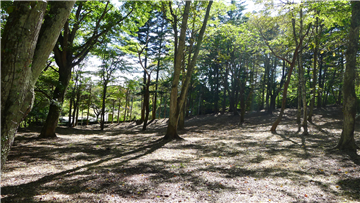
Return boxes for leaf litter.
[1,107,360,202]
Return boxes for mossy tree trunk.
[1,1,74,169]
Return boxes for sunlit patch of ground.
[1,107,360,202]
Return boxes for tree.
[39,1,141,138]
[337,1,359,153]
[1,1,74,170]
[252,3,312,133]
[163,1,213,140]
[97,48,126,130]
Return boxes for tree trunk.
[265,56,270,112]
[297,82,302,129]
[214,64,219,114]
[41,19,81,138]
[74,85,81,126]
[69,96,73,127]
[308,15,320,122]
[100,82,107,130]
[164,94,167,118]
[143,76,150,131]
[130,95,134,120]
[317,53,323,108]
[187,79,192,117]
[222,63,229,114]
[270,20,311,133]
[111,100,115,124]
[299,51,308,134]
[117,99,121,124]
[164,1,191,140]
[87,84,91,125]
[178,99,186,130]
[337,1,359,152]
[1,1,74,169]
[124,88,129,122]
[152,29,163,120]
[40,61,72,137]
[159,94,163,119]
[165,1,212,140]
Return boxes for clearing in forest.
[1,107,360,203]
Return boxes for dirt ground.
[1,107,360,203]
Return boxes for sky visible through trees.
[1,1,359,201]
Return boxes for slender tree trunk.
[87,84,91,125]
[152,29,163,120]
[265,56,270,112]
[100,83,108,131]
[299,51,308,134]
[164,94,167,118]
[308,15,320,122]
[240,81,245,124]
[269,20,311,133]
[317,53,323,108]
[75,98,80,126]
[297,81,302,129]
[159,93,163,119]
[130,94,134,120]
[69,97,73,127]
[74,85,81,126]
[337,1,359,152]
[187,79,192,117]
[165,1,212,139]
[198,90,202,116]
[214,64,219,114]
[143,76,150,131]
[222,63,229,114]
[124,88,129,122]
[117,99,121,124]
[112,100,115,124]
[152,65,160,120]
[297,9,308,135]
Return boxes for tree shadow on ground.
[2,107,360,202]
[1,137,171,202]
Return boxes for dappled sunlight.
[2,108,360,202]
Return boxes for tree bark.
[337,1,359,152]
[40,60,73,137]
[1,1,74,169]
[100,82,108,131]
[40,1,127,137]
[143,76,151,131]
[164,1,191,140]
[69,95,73,127]
[165,1,213,140]
[222,63,229,114]
[317,53,323,108]
[117,98,121,123]
[269,21,311,133]
[87,84,92,125]
[124,88,129,122]
[308,14,320,122]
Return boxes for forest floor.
[1,106,360,203]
